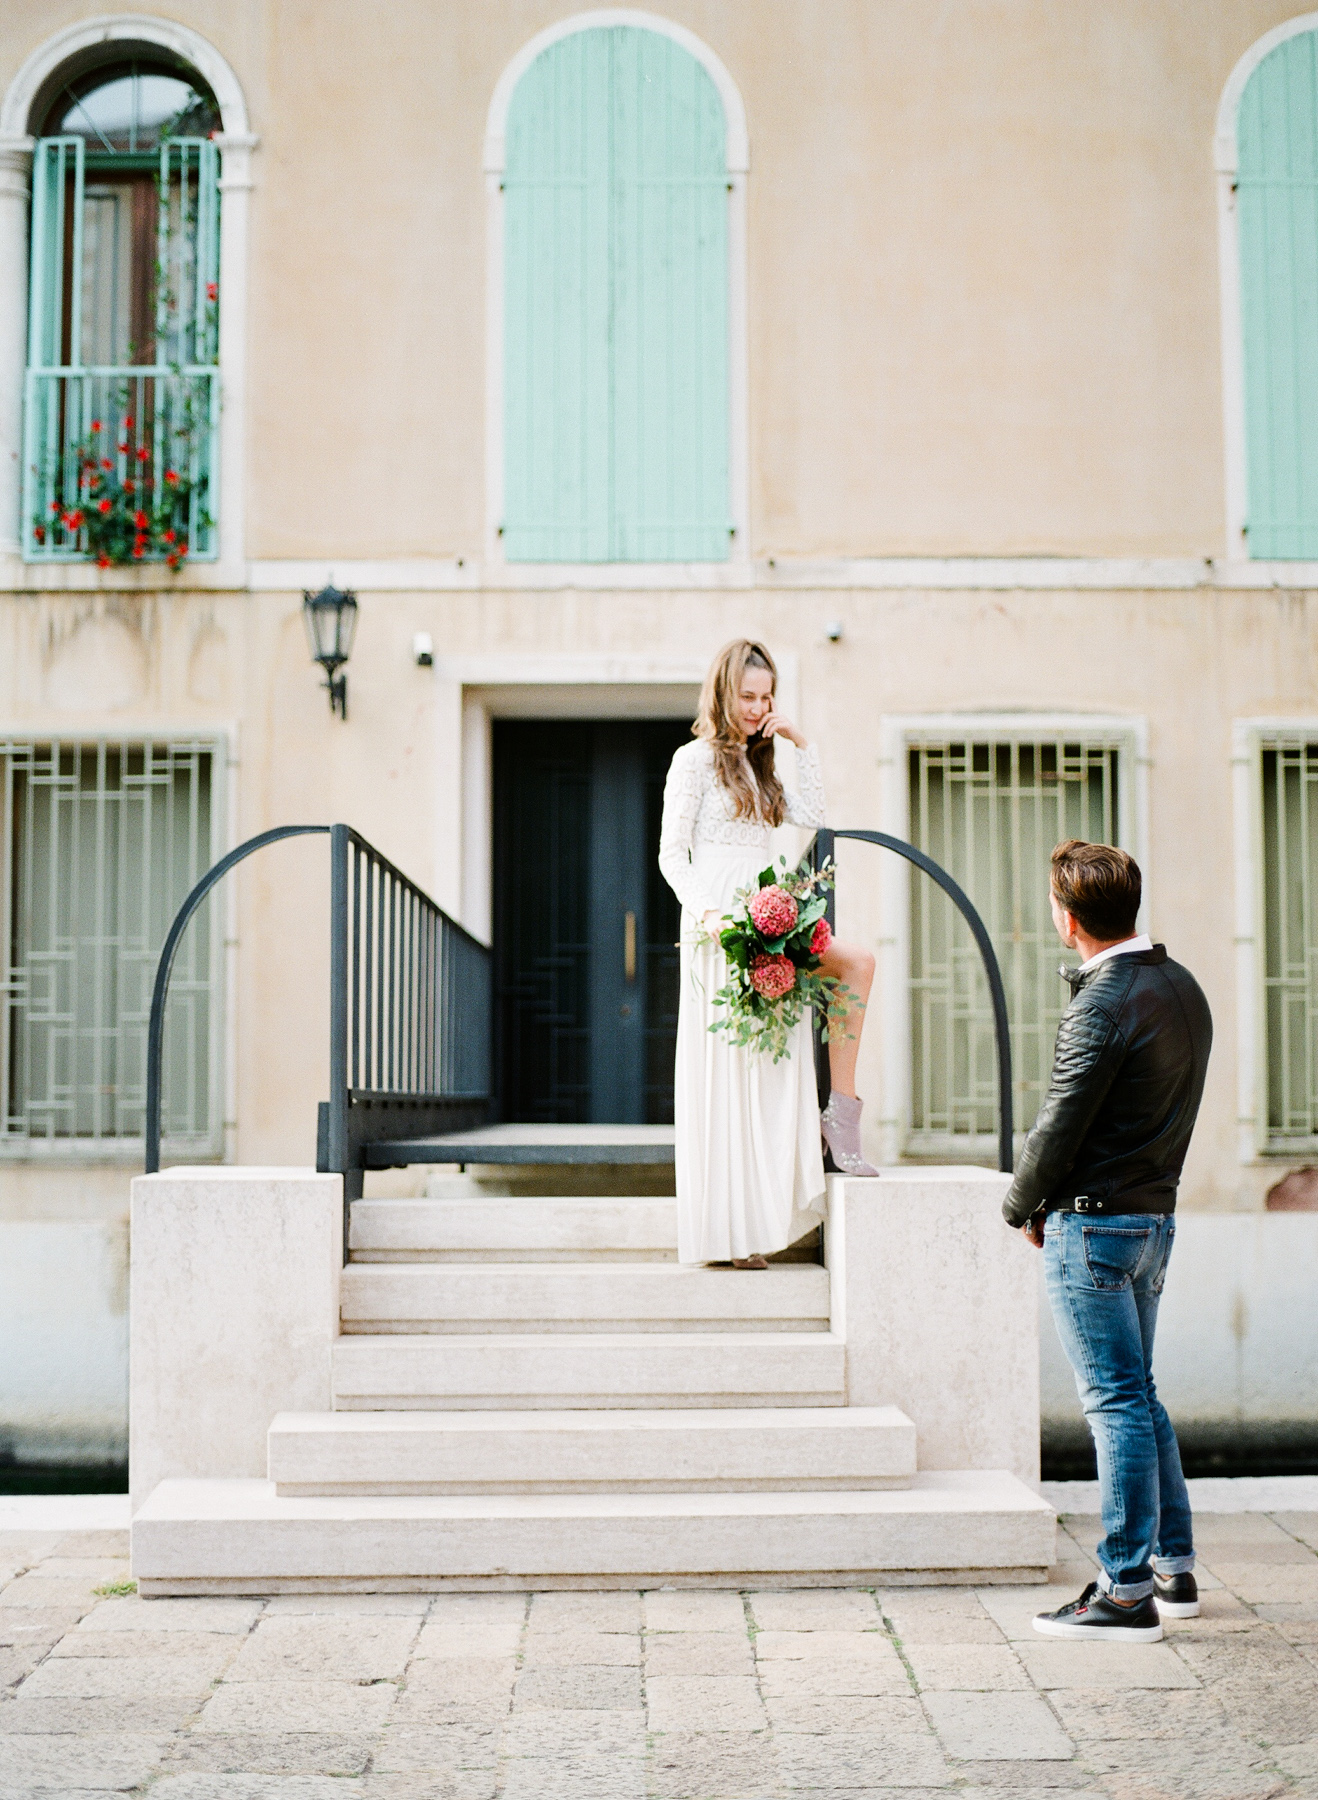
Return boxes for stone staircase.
[130,1173,1055,1593]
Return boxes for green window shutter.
[158,139,222,367]
[1238,31,1318,558]
[503,26,730,562]
[503,31,612,561]
[27,137,84,368]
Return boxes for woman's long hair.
[694,639,786,826]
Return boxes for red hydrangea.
[749,952,796,1000]
[810,917,832,956]
[748,885,798,937]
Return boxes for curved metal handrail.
[815,827,1015,1174]
[144,824,331,1174]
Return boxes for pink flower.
[748,885,798,938]
[810,917,832,957]
[749,953,797,1000]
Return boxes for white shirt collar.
[1078,932,1153,973]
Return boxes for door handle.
[624,910,637,982]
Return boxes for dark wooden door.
[493,719,687,1123]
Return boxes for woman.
[658,639,877,1268]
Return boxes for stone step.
[349,1196,678,1262]
[332,1331,846,1410]
[267,1405,917,1495]
[338,1262,830,1334]
[131,1471,1057,1594]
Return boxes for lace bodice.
[657,738,826,917]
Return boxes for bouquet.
[699,857,857,1062]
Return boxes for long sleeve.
[658,746,716,917]
[1002,1001,1127,1227]
[782,742,826,828]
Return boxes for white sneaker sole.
[1033,1615,1164,1642]
[1154,1598,1200,1618]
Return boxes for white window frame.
[1215,13,1318,577]
[1231,715,1318,1161]
[876,711,1149,1166]
[0,723,231,1163]
[0,16,256,586]
[482,8,750,585]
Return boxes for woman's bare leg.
[816,938,875,1098]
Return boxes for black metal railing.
[146,823,491,1249]
[812,828,1014,1175]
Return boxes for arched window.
[24,55,222,566]
[501,22,732,563]
[1234,24,1318,558]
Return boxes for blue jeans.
[1043,1211,1195,1600]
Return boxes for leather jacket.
[1002,945,1212,1229]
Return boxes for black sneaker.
[1033,1581,1164,1642]
[1153,1570,1200,1618]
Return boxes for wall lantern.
[302,583,358,720]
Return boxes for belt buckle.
[1073,1195,1105,1214]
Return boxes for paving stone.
[879,1587,993,1618]
[160,1730,379,1774]
[514,1665,642,1710]
[646,1674,766,1732]
[425,1595,524,1629]
[222,1615,420,1682]
[1203,1564,1318,1604]
[644,1590,748,1633]
[648,1729,781,1798]
[0,1608,85,1645]
[498,1754,645,1800]
[748,1591,880,1632]
[28,1559,129,1582]
[921,1689,1073,1760]
[1015,1643,1200,1690]
[903,1643,1030,1691]
[0,1695,205,1731]
[953,1766,1098,1789]
[1271,1513,1318,1552]
[413,1615,523,1659]
[362,1776,497,1800]
[500,1708,643,1757]
[1274,1741,1318,1780]
[1172,1632,1310,1684]
[1088,1768,1288,1799]
[369,1723,500,1770]
[1253,1602,1318,1623]
[1210,1676,1318,1744]
[645,1630,754,1676]
[521,1628,640,1667]
[886,1611,1005,1644]
[51,1532,131,1559]
[756,1653,910,1699]
[50,1630,241,1662]
[261,1593,431,1615]
[773,1726,950,1788]
[17,1654,223,1699]
[0,1576,100,1611]
[525,1591,641,1633]
[763,1693,928,1734]
[80,1597,262,1634]
[1045,1687,1232,1738]
[754,1631,896,1662]
[0,1730,168,1787]
[400,1658,515,1702]
[196,1679,398,1733]
[145,1779,364,1799]
[977,1586,1080,1641]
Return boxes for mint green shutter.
[1239,31,1318,558]
[27,137,84,368]
[503,32,612,561]
[503,26,729,562]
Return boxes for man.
[1004,839,1212,1643]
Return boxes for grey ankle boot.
[820,1092,879,1176]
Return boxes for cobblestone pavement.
[3,1511,1318,1799]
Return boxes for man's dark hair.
[1050,839,1142,942]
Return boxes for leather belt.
[1046,1192,1176,1217]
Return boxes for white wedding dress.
[658,738,828,1264]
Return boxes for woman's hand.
[702,909,722,935]
[755,710,807,749]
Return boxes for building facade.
[2,1,1318,1461]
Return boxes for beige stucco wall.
[0,0,1311,557]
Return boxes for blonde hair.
[694,639,786,826]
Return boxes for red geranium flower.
[132,545,146,559]
[133,510,148,528]
[118,442,129,454]
[100,458,112,471]
[163,470,179,486]
[123,415,133,429]
[136,446,149,462]
[123,479,134,493]
[90,418,102,432]
[33,525,45,543]
[206,281,218,302]
[63,509,84,530]
[96,554,111,568]
[98,498,112,514]
[163,529,176,544]
[49,500,61,513]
